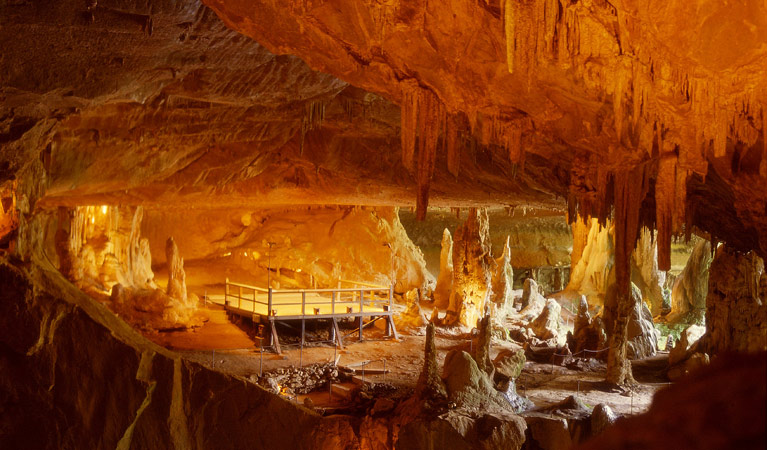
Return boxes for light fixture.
[90,216,95,224]
[101,205,107,214]
[296,268,302,273]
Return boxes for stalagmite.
[166,236,188,304]
[490,236,514,317]
[433,228,453,309]
[698,246,767,354]
[416,323,447,404]
[631,227,666,317]
[668,239,712,325]
[446,208,495,327]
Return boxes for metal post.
[259,341,263,377]
[268,288,273,318]
[302,291,306,316]
[238,285,242,310]
[267,242,275,288]
[331,291,336,315]
[225,278,229,307]
[359,288,364,342]
[383,359,387,383]
[253,288,256,313]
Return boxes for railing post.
[389,283,393,311]
[302,291,306,316]
[225,277,230,307]
[360,289,364,313]
[253,288,256,313]
[332,291,336,315]
[268,288,273,317]
[238,285,242,310]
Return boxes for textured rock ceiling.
[2,0,767,259]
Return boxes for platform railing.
[224,278,393,318]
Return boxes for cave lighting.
[101,205,107,214]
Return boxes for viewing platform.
[207,278,399,353]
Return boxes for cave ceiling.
[1,0,767,257]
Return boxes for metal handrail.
[224,279,395,318]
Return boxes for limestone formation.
[416,323,448,405]
[590,404,617,437]
[625,287,660,360]
[698,246,767,354]
[165,237,188,304]
[564,219,614,307]
[668,240,712,325]
[668,324,706,366]
[474,315,494,376]
[667,352,710,382]
[530,299,562,342]
[143,206,433,294]
[446,209,496,327]
[442,350,509,410]
[396,289,429,331]
[630,228,666,317]
[396,411,527,450]
[433,228,453,309]
[490,236,514,317]
[494,350,526,381]
[605,284,658,361]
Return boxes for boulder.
[442,350,508,410]
[667,352,710,381]
[625,284,659,360]
[590,403,617,436]
[530,299,562,341]
[668,324,705,366]
[523,416,572,450]
[494,349,526,380]
[396,410,526,450]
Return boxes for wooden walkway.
[207,278,399,354]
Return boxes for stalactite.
[761,106,767,177]
[446,115,460,177]
[503,0,516,74]
[613,66,626,142]
[656,153,675,271]
[607,164,650,385]
[400,85,418,173]
[416,89,442,221]
[300,101,325,155]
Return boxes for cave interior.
[1,0,766,449]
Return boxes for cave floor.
[149,304,669,418]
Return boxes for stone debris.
[259,363,341,395]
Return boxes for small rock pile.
[259,363,341,395]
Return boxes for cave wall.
[0,260,361,450]
[142,206,433,294]
[400,208,571,284]
[699,245,767,354]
